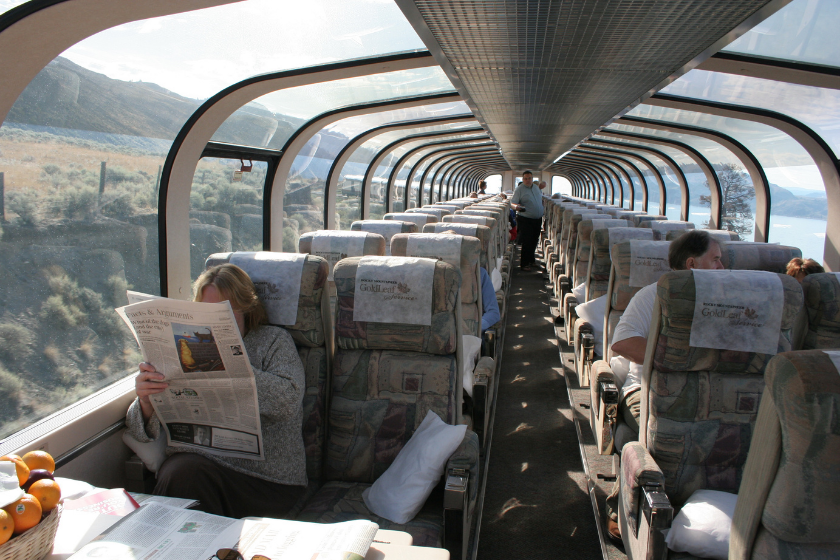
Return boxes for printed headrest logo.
[744,308,758,320]
[397,282,411,294]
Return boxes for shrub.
[0,366,22,415]
[42,163,61,175]
[0,323,34,363]
[7,191,40,226]
[62,185,98,220]
[40,294,86,327]
[101,191,137,220]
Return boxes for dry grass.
[0,136,165,195]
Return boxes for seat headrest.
[633,215,667,227]
[384,213,438,228]
[666,229,739,242]
[653,270,802,373]
[205,251,327,348]
[800,273,840,350]
[333,256,460,355]
[718,241,802,273]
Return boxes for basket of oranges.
[0,451,62,560]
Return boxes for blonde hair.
[194,264,267,332]
[786,257,824,278]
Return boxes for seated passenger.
[125,264,307,519]
[480,267,501,333]
[786,256,824,282]
[469,191,479,198]
[605,230,724,540]
[478,180,487,195]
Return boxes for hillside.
[5,57,305,149]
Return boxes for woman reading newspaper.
[124,264,307,518]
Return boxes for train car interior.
[0,0,838,559]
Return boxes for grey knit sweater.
[125,325,307,487]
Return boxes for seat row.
[187,194,514,560]
[542,195,840,559]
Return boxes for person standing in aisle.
[510,170,545,271]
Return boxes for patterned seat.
[383,212,438,230]
[350,220,417,256]
[729,349,840,560]
[205,251,332,516]
[558,210,604,344]
[443,214,499,271]
[298,230,386,315]
[391,233,494,446]
[665,229,739,242]
[632,214,667,227]
[423,222,493,273]
[799,272,840,349]
[618,270,804,560]
[639,220,694,241]
[295,256,480,559]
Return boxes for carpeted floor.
[476,257,602,559]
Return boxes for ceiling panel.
[400,0,780,169]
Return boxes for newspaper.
[117,293,264,461]
[68,503,378,560]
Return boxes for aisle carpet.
[476,258,601,559]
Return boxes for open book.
[69,503,378,560]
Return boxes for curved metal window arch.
[158,50,439,296]
[565,155,621,206]
[420,149,501,202]
[448,159,504,197]
[571,150,636,209]
[434,152,499,199]
[323,115,480,227]
[574,148,644,209]
[420,149,499,200]
[563,169,592,199]
[361,126,483,217]
[564,156,614,204]
[595,132,691,221]
[649,93,840,269]
[581,141,668,213]
[435,150,501,204]
[603,126,725,229]
[586,139,674,217]
[619,114,773,237]
[274,90,461,224]
[575,146,649,211]
[555,164,600,201]
[407,138,494,207]
[386,139,494,210]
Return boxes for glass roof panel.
[721,0,840,68]
[660,69,840,158]
[211,67,456,148]
[0,0,28,16]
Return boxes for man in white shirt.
[605,229,725,540]
[510,170,546,271]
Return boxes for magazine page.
[219,517,379,560]
[116,296,264,460]
[128,492,199,509]
[68,504,236,560]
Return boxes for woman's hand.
[136,362,168,422]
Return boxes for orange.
[3,494,41,534]
[0,455,30,486]
[28,479,61,512]
[0,509,12,546]
[21,451,55,474]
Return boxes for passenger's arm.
[610,336,647,365]
[480,269,501,331]
[251,327,305,424]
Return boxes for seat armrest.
[471,357,495,446]
[588,360,618,454]
[481,329,496,358]
[444,429,480,560]
[619,443,671,560]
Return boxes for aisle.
[475,254,601,559]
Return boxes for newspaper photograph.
[67,503,379,560]
[116,293,264,460]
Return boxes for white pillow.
[461,335,482,398]
[665,489,737,560]
[575,294,607,355]
[363,410,467,524]
[572,282,586,302]
[491,268,503,292]
[122,429,168,473]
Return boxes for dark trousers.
[155,452,306,519]
[518,215,543,268]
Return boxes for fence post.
[0,172,5,222]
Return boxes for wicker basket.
[0,501,63,560]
